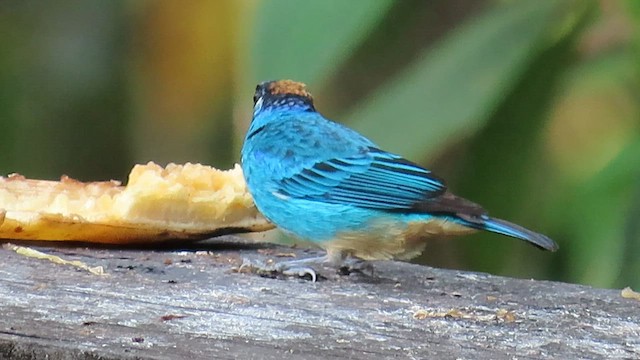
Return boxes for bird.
[241,79,557,280]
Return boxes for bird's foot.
[236,254,374,282]
[237,256,323,282]
[336,257,375,277]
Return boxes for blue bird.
[241,80,557,279]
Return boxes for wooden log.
[0,237,638,359]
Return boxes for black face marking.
[254,81,271,104]
[265,95,315,111]
[246,124,266,140]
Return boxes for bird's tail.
[458,216,558,251]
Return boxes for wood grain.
[0,237,638,359]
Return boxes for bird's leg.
[324,249,374,276]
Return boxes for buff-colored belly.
[323,218,476,261]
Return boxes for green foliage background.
[1,0,638,288]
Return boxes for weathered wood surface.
[0,237,638,360]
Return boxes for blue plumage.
[241,80,557,266]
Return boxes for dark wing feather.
[409,191,488,218]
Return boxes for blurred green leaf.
[456,23,580,275]
[347,0,579,160]
[0,17,21,173]
[621,181,640,288]
[547,50,638,182]
[626,0,640,90]
[538,44,639,286]
[626,0,640,20]
[415,1,593,277]
[566,139,640,287]
[250,0,393,86]
[0,2,130,180]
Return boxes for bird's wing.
[275,147,448,211]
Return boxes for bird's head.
[253,80,315,114]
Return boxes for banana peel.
[0,162,274,244]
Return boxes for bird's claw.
[236,254,374,282]
[338,257,374,276]
[237,258,318,282]
[277,263,317,282]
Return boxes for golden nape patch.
[0,162,274,244]
[326,218,476,261]
[267,80,313,100]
